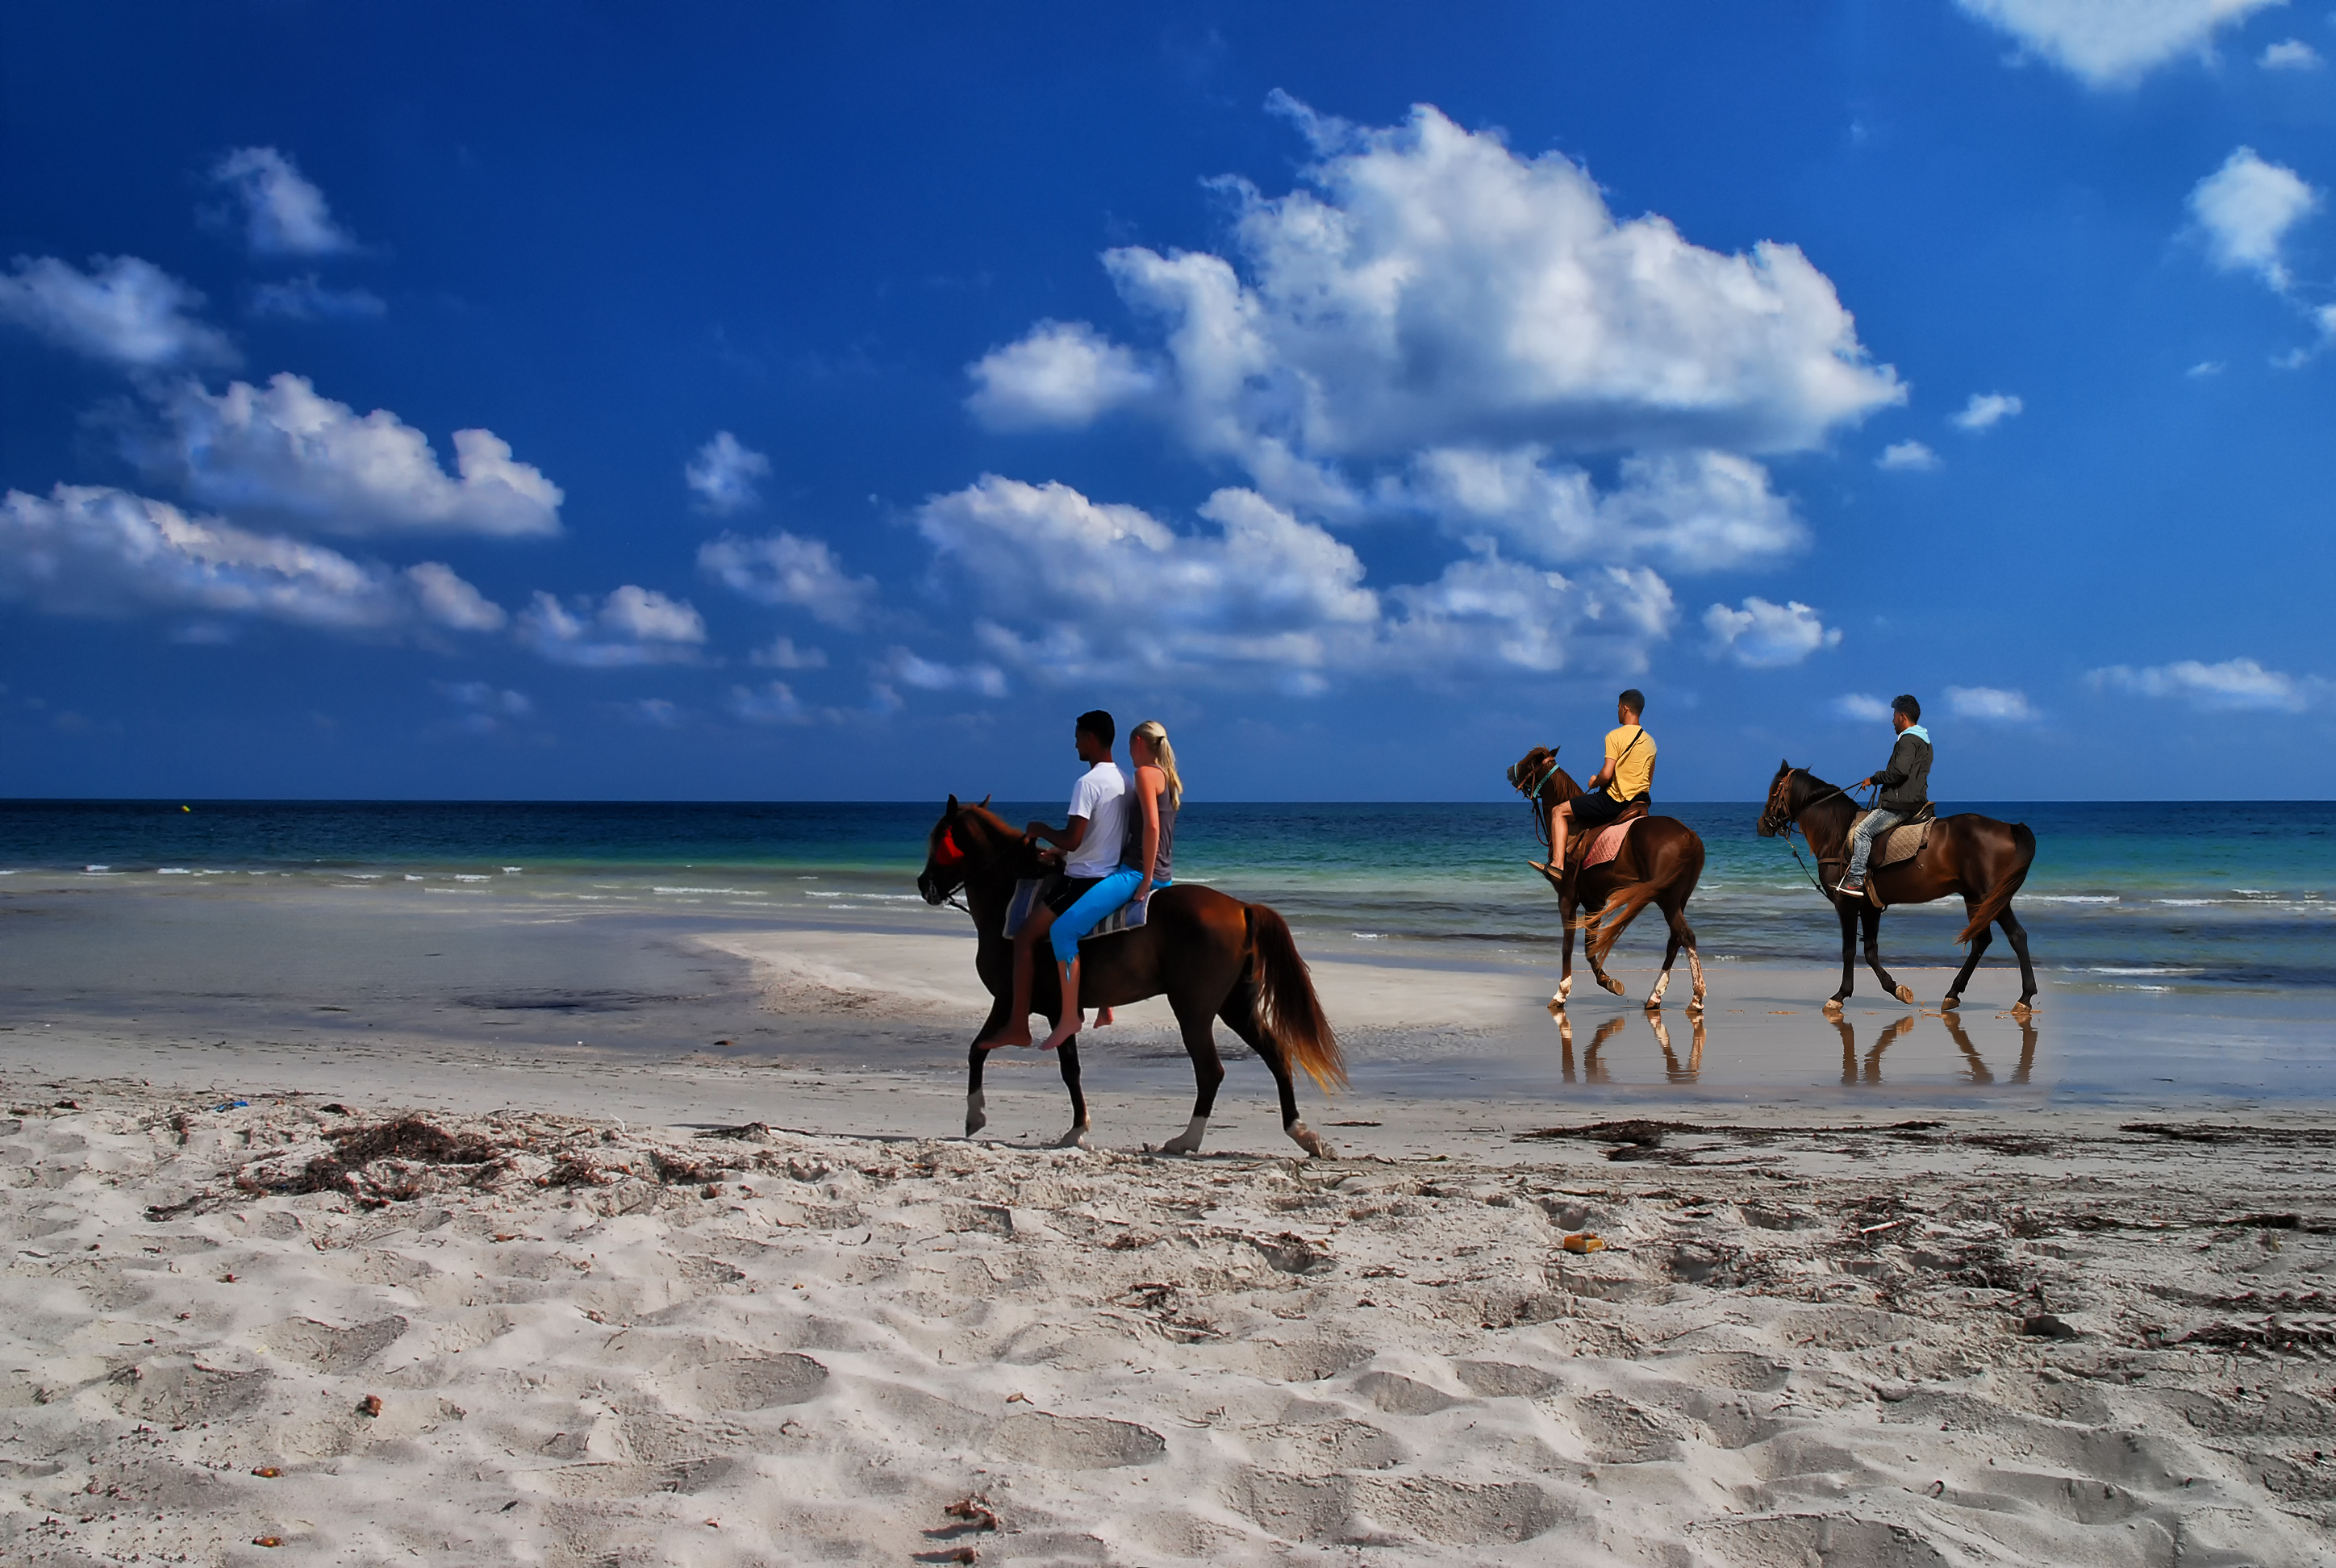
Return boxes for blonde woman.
[1037,719,1181,1052]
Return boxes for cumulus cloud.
[210,147,355,256]
[144,373,563,538]
[728,679,811,724]
[684,431,770,515]
[1703,597,1841,669]
[1403,447,1804,573]
[2189,148,2320,291]
[698,530,877,628]
[919,474,1671,689]
[2260,38,2323,69]
[878,648,1008,698]
[1877,440,1942,471]
[2089,656,2326,711]
[0,483,503,636]
[0,255,235,368]
[966,319,1158,431]
[515,586,706,668]
[1951,392,2024,431]
[248,275,385,321]
[440,682,532,735]
[1955,0,2285,86]
[1832,693,1895,722]
[750,635,827,669]
[1946,685,2040,722]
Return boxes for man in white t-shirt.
[978,710,1127,1049]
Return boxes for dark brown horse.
[1504,747,1708,1012]
[1757,762,2039,1014]
[915,796,1346,1158]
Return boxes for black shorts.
[1043,875,1103,915]
[1567,790,1630,829]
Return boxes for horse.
[1504,747,1708,1012]
[914,795,1346,1158]
[1756,762,2039,1015]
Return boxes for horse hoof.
[1287,1121,1336,1160]
[1940,995,1961,1011]
[1891,984,1912,1005]
[1054,1125,1091,1150]
[1823,999,1846,1015]
[1599,974,1626,996]
[1642,998,1662,1012]
[2010,1002,2036,1017]
[965,1093,988,1138]
[1158,1116,1208,1157]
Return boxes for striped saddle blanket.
[1854,807,1935,869]
[1003,878,1146,943]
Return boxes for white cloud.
[0,255,235,368]
[2187,359,2227,377]
[143,373,562,539]
[2189,148,2320,291]
[404,561,508,632]
[2261,38,2324,68]
[1950,391,2024,431]
[750,635,827,669]
[440,682,532,735]
[211,147,354,256]
[0,483,503,636]
[248,275,385,321]
[619,698,685,728]
[684,431,771,515]
[2090,656,2326,711]
[878,648,1008,698]
[1703,597,1842,669]
[728,680,811,724]
[1403,447,1804,573]
[1956,0,2287,86]
[515,586,706,668]
[966,319,1158,431]
[1877,440,1942,471]
[1832,693,1894,722]
[1946,685,2040,722]
[920,474,1673,688]
[698,530,877,628]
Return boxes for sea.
[2,798,2330,992]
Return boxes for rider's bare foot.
[1095,1007,1116,1026]
[976,1024,1033,1050]
[1036,1020,1080,1052]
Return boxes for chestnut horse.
[1504,747,1708,1012]
[915,795,1345,1158]
[1756,762,2039,1014]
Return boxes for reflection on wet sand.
[1832,1009,2039,1086]
[1554,1008,1705,1084]
[1548,999,2038,1090]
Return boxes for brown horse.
[1757,762,2039,1014]
[915,795,1346,1158]
[1504,747,1708,1012]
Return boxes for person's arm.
[1131,769,1162,900]
[1869,738,1913,791]
[1023,817,1087,852]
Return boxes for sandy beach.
[6,915,2334,1566]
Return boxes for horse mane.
[1792,768,1856,848]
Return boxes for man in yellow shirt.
[1550,689,1656,874]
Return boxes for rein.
[1510,753,1566,849]
[1766,775,1863,902]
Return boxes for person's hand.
[1133,879,1153,905]
[1022,820,1047,840]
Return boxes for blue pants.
[1846,807,1906,882]
[1050,867,1171,963]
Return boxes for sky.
[2,1,2332,803]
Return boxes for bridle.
[1506,749,1565,850]
[1761,768,1862,900]
[916,823,974,913]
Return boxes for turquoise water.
[1,799,2330,989]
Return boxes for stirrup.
[1833,876,1864,896]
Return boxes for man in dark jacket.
[1837,694,1932,897]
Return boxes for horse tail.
[1246,903,1348,1092]
[1583,825,1701,961]
[1955,820,2036,945]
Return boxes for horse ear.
[978,794,991,809]
[946,794,959,813]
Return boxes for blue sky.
[2,1,2332,801]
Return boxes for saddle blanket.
[1581,816,1637,871]
[1853,809,1933,869]
[1003,878,1145,943]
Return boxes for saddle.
[1853,803,1936,872]
[1554,798,1648,882]
[1004,876,1147,945]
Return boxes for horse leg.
[1998,907,2038,1013]
[1583,895,1626,995]
[1158,994,1227,1157]
[1943,899,1991,1008]
[1863,907,1913,1005]
[1552,893,1578,1008]
[1216,982,1333,1159]
[964,996,1013,1135]
[1826,899,1858,1011]
[1646,894,1692,1011]
[1052,1038,1091,1149]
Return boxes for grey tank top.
[1120,781,1176,879]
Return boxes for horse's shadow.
[1555,1009,1704,1084]
[1833,1009,2039,1085]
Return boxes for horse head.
[1505,745,1577,804]
[916,794,1014,905]
[1757,760,1798,838]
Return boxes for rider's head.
[1075,709,1116,762]
[1617,689,1645,723]
[1891,694,1920,732]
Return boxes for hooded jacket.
[1872,727,1932,814]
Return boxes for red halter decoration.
[932,828,966,869]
